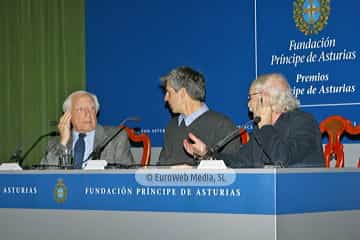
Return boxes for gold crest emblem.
[293,0,331,35]
[54,178,67,203]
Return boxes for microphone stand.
[18,131,59,167]
[88,126,126,160]
[9,145,23,162]
[196,117,261,169]
[208,117,261,158]
[86,117,140,161]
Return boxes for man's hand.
[57,111,72,146]
[253,93,272,128]
[183,133,208,158]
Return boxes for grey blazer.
[41,125,134,167]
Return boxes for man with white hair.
[42,90,134,168]
[184,73,324,168]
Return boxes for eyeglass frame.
[247,92,262,101]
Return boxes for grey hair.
[250,73,299,112]
[62,90,100,113]
[160,66,206,101]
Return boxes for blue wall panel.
[86,0,360,147]
[86,0,255,146]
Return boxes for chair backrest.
[121,126,151,166]
[319,115,360,168]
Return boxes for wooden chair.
[320,115,360,168]
[122,126,151,166]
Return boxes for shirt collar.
[178,104,209,127]
[72,129,95,141]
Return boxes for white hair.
[251,73,299,113]
[62,90,100,113]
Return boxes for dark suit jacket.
[218,109,325,168]
[41,125,134,166]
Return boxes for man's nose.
[83,108,91,117]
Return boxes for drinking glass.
[59,147,72,169]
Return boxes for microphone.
[9,144,23,162]
[209,116,261,155]
[86,116,140,160]
[15,131,59,167]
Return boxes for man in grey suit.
[41,90,134,168]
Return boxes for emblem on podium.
[54,178,68,203]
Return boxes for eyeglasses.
[247,92,261,101]
[74,106,97,114]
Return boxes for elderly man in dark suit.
[184,73,324,168]
[41,90,133,168]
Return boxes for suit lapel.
[94,125,106,149]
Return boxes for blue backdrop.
[257,0,360,126]
[86,0,360,146]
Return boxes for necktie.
[180,119,186,128]
[73,133,86,169]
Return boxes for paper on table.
[83,160,108,170]
[0,163,23,171]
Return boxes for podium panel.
[0,168,359,240]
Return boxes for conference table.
[0,167,359,240]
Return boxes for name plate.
[83,160,108,170]
[197,160,227,170]
[0,163,23,171]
